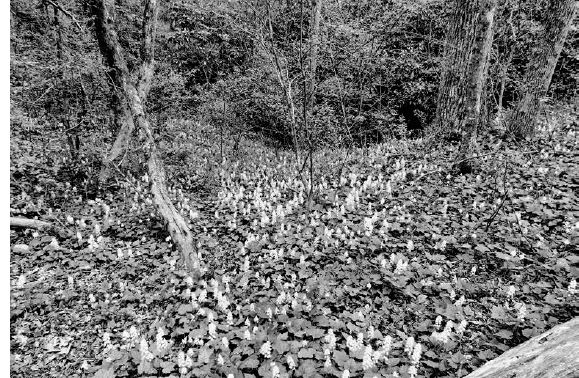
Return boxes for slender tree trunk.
[92,0,200,274]
[97,0,157,186]
[309,0,322,108]
[507,0,576,139]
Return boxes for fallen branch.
[465,317,579,378]
[10,217,53,230]
[43,0,83,31]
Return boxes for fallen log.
[10,217,53,230]
[465,317,579,378]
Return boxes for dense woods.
[10,1,578,377]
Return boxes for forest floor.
[9,108,578,378]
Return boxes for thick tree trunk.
[432,0,497,139]
[456,0,497,173]
[465,317,579,378]
[93,0,200,274]
[507,0,576,139]
[432,0,496,172]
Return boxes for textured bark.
[465,317,579,378]
[93,0,200,274]
[456,0,497,173]
[431,0,496,141]
[507,0,576,139]
[97,0,157,186]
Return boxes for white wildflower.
[139,338,154,361]
[411,343,422,365]
[342,369,350,378]
[382,335,392,356]
[156,327,170,352]
[324,356,332,368]
[506,285,516,298]
[287,355,297,370]
[568,279,577,295]
[208,322,217,338]
[362,345,375,370]
[394,259,408,274]
[368,325,375,339]
[435,316,442,330]
[405,336,415,357]
[222,336,229,350]
[260,341,272,358]
[177,350,193,373]
[271,362,280,378]
[217,354,224,365]
[408,365,418,378]
[325,328,336,350]
[266,307,273,321]
[516,302,527,321]
[456,319,467,335]
[454,295,466,307]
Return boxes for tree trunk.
[465,317,579,378]
[92,0,200,274]
[432,0,496,140]
[97,0,157,186]
[456,0,497,173]
[432,0,496,172]
[507,0,576,139]
[309,0,322,108]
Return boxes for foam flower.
[287,355,297,370]
[260,341,272,358]
[362,345,375,370]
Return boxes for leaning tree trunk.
[93,0,200,274]
[507,0,576,139]
[465,317,579,378]
[98,0,157,186]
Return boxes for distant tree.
[507,0,576,139]
[432,0,497,173]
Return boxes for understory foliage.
[10,0,578,149]
[10,106,578,377]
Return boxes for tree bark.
[432,0,497,172]
[507,0,576,139]
[456,0,497,173]
[465,317,579,378]
[92,0,200,274]
[97,0,157,186]
[309,0,322,108]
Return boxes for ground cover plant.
[10,108,578,377]
[10,0,578,377]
